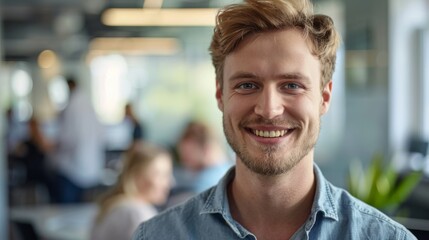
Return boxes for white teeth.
[253,130,286,138]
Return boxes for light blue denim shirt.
[133,165,416,240]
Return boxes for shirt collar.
[200,166,235,216]
[200,167,251,237]
[311,164,339,221]
[200,164,339,235]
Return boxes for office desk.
[10,203,97,240]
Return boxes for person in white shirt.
[91,142,173,240]
[51,77,105,203]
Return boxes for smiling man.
[132,0,417,239]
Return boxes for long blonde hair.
[94,142,169,223]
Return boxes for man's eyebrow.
[228,72,311,83]
[228,72,259,82]
[277,73,310,82]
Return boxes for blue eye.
[238,82,257,89]
[285,83,300,89]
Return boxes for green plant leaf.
[348,159,370,200]
[367,153,383,205]
[385,171,422,208]
[346,153,422,214]
[373,164,397,208]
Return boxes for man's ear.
[215,80,224,112]
[320,80,333,115]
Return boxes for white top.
[53,88,105,187]
[91,198,157,240]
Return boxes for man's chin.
[239,157,289,176]
[242,162,292,176]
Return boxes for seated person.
[169,121,232,206]
[91,142,173,240]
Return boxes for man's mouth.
[251,129,290,138]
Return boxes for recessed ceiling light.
[102,8,218,26]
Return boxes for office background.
[1,0,429,239]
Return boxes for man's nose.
[254,86,284,119]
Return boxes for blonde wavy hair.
[94,142,170,224]
[209,0,341,88]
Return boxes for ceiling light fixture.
[38,50,58,69]
[102,8,218,27]
[89,37,180,55]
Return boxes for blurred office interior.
[1,0,429,239]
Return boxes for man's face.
[216,29,332,176]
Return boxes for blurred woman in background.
[91,142,173,240]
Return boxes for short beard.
[223,116,319,176]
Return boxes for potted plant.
[347,153,423,215]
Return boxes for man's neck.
[228,158,316,240]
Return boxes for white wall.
[389,0,429,152]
